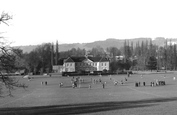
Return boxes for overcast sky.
[0,0,177,46]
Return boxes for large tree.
[0,12,27,96]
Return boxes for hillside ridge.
[14,37,176,53]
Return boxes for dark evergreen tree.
[55,40,59,65]
[164,39,168,70]
[50,43,54,71]
[146,56,157,71]
[173,44,177,70]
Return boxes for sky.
[0,0,177,46]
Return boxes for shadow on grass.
[1,97,177,115]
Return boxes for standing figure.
[127,72,130,77]
[59,82,63,87]
[102,83,105,89]
[143,82,145,86]
[138,82,140,86]
[89,85,91,89]
[114,81,118,86]
[141,74,143,78]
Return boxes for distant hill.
[14,45,38,53]
[14,37,177,53]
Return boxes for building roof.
[64,56,109,63]
[64,57,74,62]
[69,57,86,62]
[99,57,110,62]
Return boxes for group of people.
[71,76,85,88]
[92,78,102,84]
[41,81,48,85]
[91,77,106,89]
[135,82,141,87]
[112,77,128,86]
[43,73,168,89]
[135,79,166,87]
[150,80,166,87]
[69,76,108,89]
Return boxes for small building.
[115,55,124,61]
[53,58,65,73]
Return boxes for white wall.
[64,62,75,72]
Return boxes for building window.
[70,63,72,66]
[105,63,106,66]
[102,63,103,66]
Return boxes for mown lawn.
[0,72,177,115]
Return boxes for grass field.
[0,72,177,115]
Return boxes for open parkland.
[1,72,177,115]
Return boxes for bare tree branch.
[0,12,12,26]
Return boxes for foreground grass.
[0,73,177,115]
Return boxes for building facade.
[54,56,110,73]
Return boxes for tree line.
[19,38,177,74]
